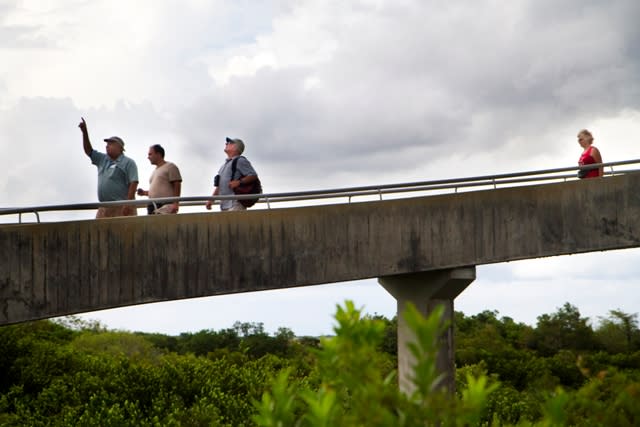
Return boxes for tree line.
[0,301,638,425]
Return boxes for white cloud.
[2,0,640,333]
[1,1,272,109]
[460,249,640,326]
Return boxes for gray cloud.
[4,0,640,200]
[173,0,640,188]
[2,1,640,332]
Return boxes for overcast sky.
[2,0,639,336]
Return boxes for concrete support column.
[378,267,476,395]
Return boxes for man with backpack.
[205,137,260,211]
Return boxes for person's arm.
[229,158,258,189]
[206,186,219,210]
[592,146,603,176]
[78,117,93,156]
[127,182,138,200]
[170,181,182,213]
[229,174,257,189]
[122,181,139,215]
[137,188,149,196]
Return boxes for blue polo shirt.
[90,150,139,201]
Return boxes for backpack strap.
[230,156,243,181]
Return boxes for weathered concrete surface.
[1,173,639,324]
[380,267,476,394]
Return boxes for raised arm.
[78,117,93,156]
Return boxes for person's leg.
[96,206,125,218]
[229,201,247,211]
[123,206,137,216]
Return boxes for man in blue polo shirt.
[79,117,139,218]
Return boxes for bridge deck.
[1,173,639,324]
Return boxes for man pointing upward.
[79,117,139,218]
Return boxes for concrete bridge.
[1,168,640,392]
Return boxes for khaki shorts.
[96,206,138,218]
[227,201,247,212]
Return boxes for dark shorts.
[147,203,165,215]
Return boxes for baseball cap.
[104,136,125,151]
[225,137,245,154]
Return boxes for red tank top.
[579,146,600,178]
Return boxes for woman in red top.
[577,129,603,179]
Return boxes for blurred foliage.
[0,301,638,425]
[253,302,497,426]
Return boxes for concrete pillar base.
[379,266,476,395]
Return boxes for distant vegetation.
[0,301,638,426]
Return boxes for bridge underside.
[1,173,639,325]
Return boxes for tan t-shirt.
[149,162,182,198]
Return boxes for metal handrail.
[1,159,639,222]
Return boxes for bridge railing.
[2,159,640,223]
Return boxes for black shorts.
[147,203,165,215]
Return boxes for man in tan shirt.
[137,144,182,214]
